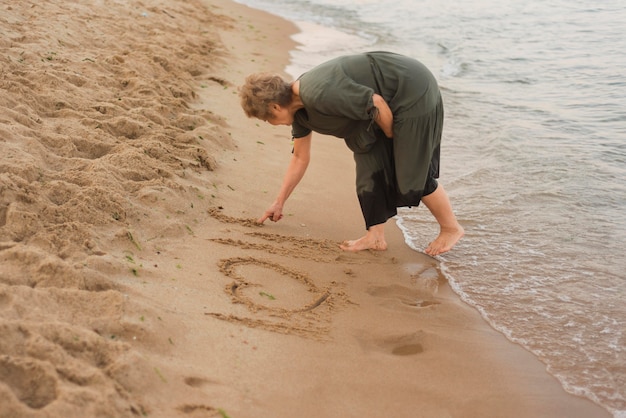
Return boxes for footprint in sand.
[356,331,428,357]
[0,205,8,228]
[0,356,58,409]
[391,343,424,356]
[177,404,219,415]
[0,288,12,310]
[367,284,440,309]
[183,376,217,388]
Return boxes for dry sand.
[0,0,611,417]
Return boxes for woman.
[239,51,463,256]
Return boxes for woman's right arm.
[372,94,394,138]
[257,132,312,223]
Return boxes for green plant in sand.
[259,291,276,300]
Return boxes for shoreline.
[0,0,611,417]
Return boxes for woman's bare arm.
[257,132,312,223]
[372,94,393,138]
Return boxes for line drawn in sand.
[205,207,382,339]
[209,234,339,263]
[218,257,330,314]
[207,207,261,228]
[205,257,347,340]
[208,207,396,264]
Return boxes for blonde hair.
[239,73,292,120]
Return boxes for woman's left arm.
[372,94,393,138]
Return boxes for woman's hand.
[372,94,393,138]
[257,201,284,224]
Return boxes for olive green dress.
[291,51,444,229]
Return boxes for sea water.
[234,0,626,415]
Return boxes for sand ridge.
[0,0,249,415]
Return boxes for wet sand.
[0,0,610,416]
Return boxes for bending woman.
[239,51,463,256]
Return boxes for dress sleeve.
[291,113,312,139]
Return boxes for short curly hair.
[239,73,293,120]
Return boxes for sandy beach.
[0,0,611,417]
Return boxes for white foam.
[397,217,622,417]
[285,20,374,79]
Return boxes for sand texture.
[0,0,610,417]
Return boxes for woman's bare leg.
[340,223,388,252]
[420,184,464,256]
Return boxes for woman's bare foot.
[340,224,387,252]
[340,235,388,252]
[424,225,464,256]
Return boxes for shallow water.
[236,0,626,415]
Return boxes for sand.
[0,0,611,417]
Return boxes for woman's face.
[266,104,293,126]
